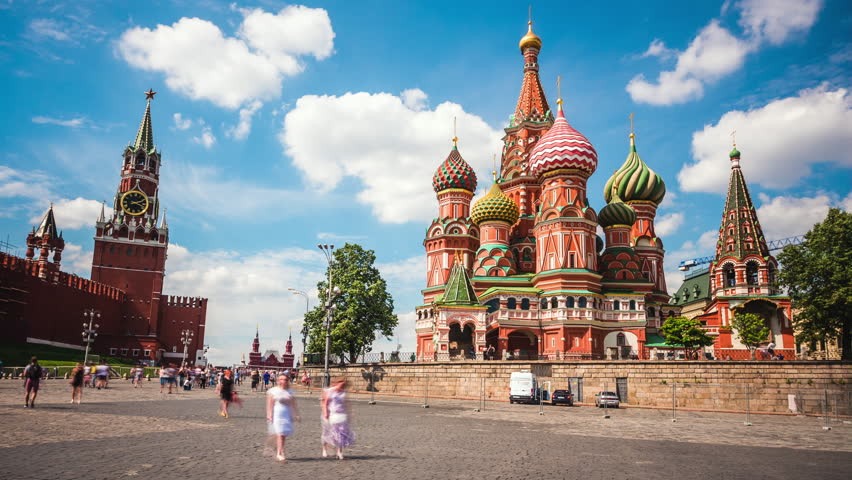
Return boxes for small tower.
[423,136,479,302]
[25,204,65,280]
[470,173,520,276]
[248,327,263,367]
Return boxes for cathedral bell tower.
[91,89,169,337]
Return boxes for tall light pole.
[288,288,310,366]
[82,309,100,365]
[318,244,341,388]
[179,329,194,368]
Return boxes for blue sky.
[1,0,850,364]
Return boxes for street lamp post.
[318,244,342,388]
[179,329,194,369]
[288,288,310,366]
[81,308,100,365]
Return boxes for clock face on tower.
[120,190,149,216]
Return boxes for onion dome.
[528,102,598,178]
[730,145,741,159]
[519,21,542,52]
[432,144,477,193]
[604,133,666,206]
[470,178,520,226]
[598,192,636,228]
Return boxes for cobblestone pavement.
[1,379,850,480]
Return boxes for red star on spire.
[145,88,157,100]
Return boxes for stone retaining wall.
[303,361,852,415]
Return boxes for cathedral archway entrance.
[737,299,781,344]
[448,323,474,359]
[508,330,538,360]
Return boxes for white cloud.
[756,192,836,240]
[697,229,719,250]
[679,85,852,193]
[655,212,685,237]
[32,116,86,127]
[627,1,823,105]
[173,113,192,130]
[316,232,367,241]
[117,6,334,110]
[61,243,94,277]
[226,100,262,140]
[627,21,750,105]
[737,0,822,45]
[0,166,52,199]
[28,19,71,41]
[842,192,852,212]
[193,126,216,149]
[28,197,102,230]
[401,88,428,111]
[280,90,503,223]
[377,255,423,290]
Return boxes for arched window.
[566,297,575,308]
[541,298,548,310]
[746,262,759,285]
[616,333,626,346]
[613,301,620,310]
[550,297,558,309]
[648,307,656,318]
[629,300,636,310]
[520,298,530,310]
[767,265,777,284]
[507,298,517,310]
[724,264,736,287]
[485,299,500,313]
[578,297,587,308]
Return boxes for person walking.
[69,362,84,404]
[133,365,143,388]
[217,369,235,418]
[166,364,177,394]
[320,378,355,460]
[159,366,168,393]
[267,374,300,462]
[23,356,43,408]
[251,369,260,392]
[262,370,271,391]
[95,361,109,389]
[178,367,186,389]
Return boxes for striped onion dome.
[433,145,477,193]
[598,191,636,228]
[528,103,598,178]
[604,134,666,206]
[470,180,520,226]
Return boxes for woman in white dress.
[266,374,300,462]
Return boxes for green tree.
[732,312,771,360]
[304,244,398,363]
[661,316,715,360]
[776,208,852,360]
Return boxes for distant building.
[247,328,294,369]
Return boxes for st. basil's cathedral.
[414,22,795,361]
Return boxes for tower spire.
[97,201,106,223]
[716,145,769,261]
[452,116,458,147]
[133,89,156,152]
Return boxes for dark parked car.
[595,391,620,408]
[551,389,574,406]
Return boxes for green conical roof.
[133,99,154,152]
[440,260,479,305]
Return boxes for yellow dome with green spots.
[471,180,520,226]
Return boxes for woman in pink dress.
[320,378,355,459]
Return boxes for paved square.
[1,379,850,480]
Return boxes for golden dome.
[519,21,542,52]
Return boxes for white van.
[509,371,539,404]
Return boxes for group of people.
[265,374,354,462]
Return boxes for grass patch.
[0,343,139,367]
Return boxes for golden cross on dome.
[528,5,532,25]
[629,113,635,135]
[556,75,563,105]
[145,88,157,100]
[452,116,458,146]
[730,129,737,146]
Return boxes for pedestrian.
[166,364,177,394]
[198,368,207,389]
[321,378,355,460]
[767,341,776,357]
[217,369,235,418]
[133,365,143,388]
[83,363,92,389]
[95,361,109,389]
[23,356,43,408]
[263,370,271,391]
[159,366,168,393]
[251,369,260,392]
[89,363,97,388]
[267,373,300,462]
[178,367,186,389]
[69,362,84,404]
[486,345,495,361]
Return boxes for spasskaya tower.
[91,89,169,337]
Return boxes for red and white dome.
[528,106,597,178]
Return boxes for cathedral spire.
[133,89,156,152]
[716,145,769,261]
[97,201,106,223]
[511,17,551,127]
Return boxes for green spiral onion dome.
[471,180,520,226]
[598,192,637,228]
[433,146,478,193]
[604,134,666,206]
